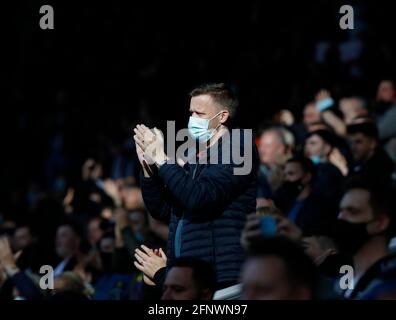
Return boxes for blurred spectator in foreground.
[161,257,216,300]
[240,208,348,288]
[241,236,317,300]
[53,271,92,299]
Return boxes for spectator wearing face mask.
[135,83,258,290]
[273,156,337,235]
[330,178,396,299]
[304,129,345,203]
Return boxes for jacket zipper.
[174,163,199,258]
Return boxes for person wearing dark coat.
[134,83,258,289]
[347,121,394,184]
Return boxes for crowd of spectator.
[1,79,396,300]
[2,1,396,301]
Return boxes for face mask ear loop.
[208,110,225,140]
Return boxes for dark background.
[2,0,395,213]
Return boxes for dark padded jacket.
[141,131,258,284]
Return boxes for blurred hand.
[133,124,156,176]
[276,216,303,241]
[0,265,6,286]
[256,198,274,208]
[73,261,92,283]
[240,213,262,249]
[302,236,337,266]
[134,124,156,152]
[0,237,21,270]
[267,165,284,191]
[103,179,122,207]
[114,208,129,231]
[329,148,348,176]
[134,245,167,280]
[141,128,168,167]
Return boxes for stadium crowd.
[1,79,396,300]
[2,1,396,301]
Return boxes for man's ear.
[369,138,378,152]
[368,213,390,235]
[219,110,230,124]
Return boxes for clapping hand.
[134,245,167,285]
[133,124,168,169]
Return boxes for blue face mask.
[188,111,223,142]
[310,155,322,165]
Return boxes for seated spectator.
[87,216,108,247]
[93,231,135,300]
[12,224,40,272]
[53,221,84,277]
[273,156,337,234]
[161,257,216,300]
[256,126,295,205]
[53,271,93,299]
[347,121,394,183]
[373,79,396,163]
[0,237,43,300]
[331,178,396,299]
[240,236,317,300]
